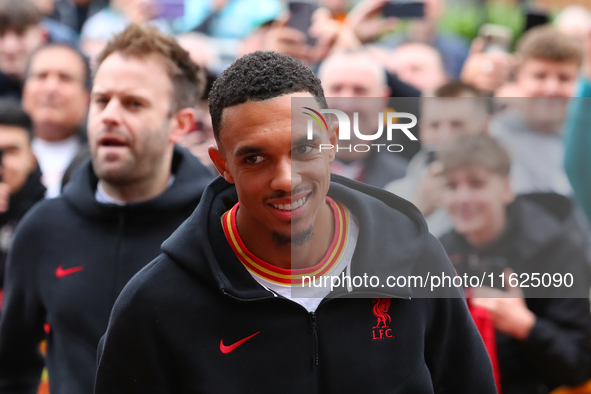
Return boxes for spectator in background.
[80,0,172,65]
[554,5,591,43]
[177,71,217,173]
[385,81,489,237]
[184,0,281,39]
[385,42,448,94]
[439,135,591,394]
[319,50,408,188]
[31,0,79,47]
[489,26,581,196]
[51,0,108,34]
[0,99,45,309]
[380,0,470,78]
[238,0,404,72]
[22,43,91,198]
[510,25,580,99]
[0,0,47,100]
[0,25,213,394]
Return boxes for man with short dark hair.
[0,99,45,308]
[94,51,496,394]
[0,25,212,393]
[0,0,47,100]
[22,43,91,197]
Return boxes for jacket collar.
[163,175,429,300]
[62,145,213,225]
[0,166,45,226]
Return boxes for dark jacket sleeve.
[420,235,498,394]
[518,238,591,387]
[0,214,47,394]
[520,297,591,387]
[94,259,178,394]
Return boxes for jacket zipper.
[111,209,125,303]
[221,290,321,368]
[222,288,408,372]
[309,312,319,368]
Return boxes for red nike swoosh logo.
[220,331,260,354]
[56,265,84,278]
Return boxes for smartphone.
[155,0,184,20]
[287,1,317,46]
[525,10,549,32]
[478,24,513,53]
[382,1,425,19]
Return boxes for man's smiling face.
[211,92,336,247]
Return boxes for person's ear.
[169,108,196,144]
[209,146,234,183]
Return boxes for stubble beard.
[92,154,137,185]
[272,224,313,248]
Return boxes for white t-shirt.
[95,176,176,205]
[32,135,80,198]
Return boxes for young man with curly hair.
[95,51,497,394]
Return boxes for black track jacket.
[95,175,497,394]
[0,146,213,394]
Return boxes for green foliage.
[439,1,526,47]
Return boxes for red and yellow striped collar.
[222,197,349,286]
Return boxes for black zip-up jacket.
[95,175,497,394]
[0,166,46,292]
[439,193,591,394]
[0,146,213,394]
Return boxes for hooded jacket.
[440,193,591,394]
[0,146,213,394]
[0,166,46,293]
[94,175,497,394]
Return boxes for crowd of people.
[0,0,588,393]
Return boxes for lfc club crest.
[372,298,394,340]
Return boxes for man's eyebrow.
[91,91,148,102]
[234,145,264,157]
[293,133,322,146]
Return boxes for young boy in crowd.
[489,25,582,196]
[385,81,489,237]
[438,135,591,394]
